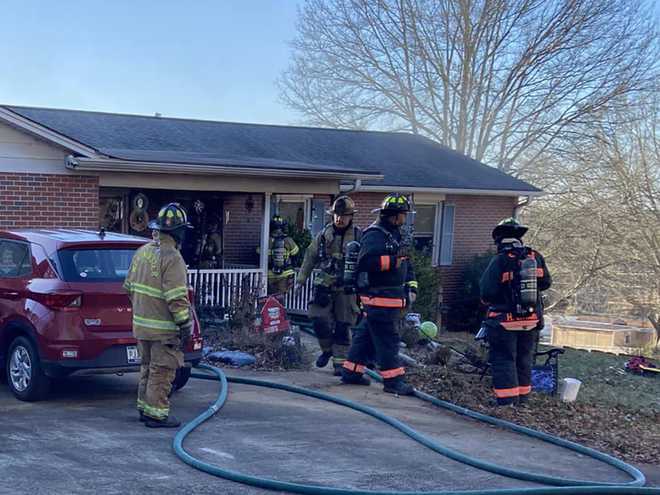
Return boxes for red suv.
[0,229,203,401]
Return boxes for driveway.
[0,368,657,495]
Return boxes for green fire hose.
[173,363,658,494]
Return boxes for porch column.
[259,192,271,296]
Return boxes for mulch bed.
[406,362,660,464]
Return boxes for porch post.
[259,192,271,296]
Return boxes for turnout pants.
[137,337,184,420]
[309,289,359,366]
[487,321,537,405]
[343,306,405,380]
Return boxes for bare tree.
[280,0,656,175]
[525,92,659,343]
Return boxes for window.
[58,248,137,282]
[413,204,437,252]
[276,195,313,233]
[439,204,455,266]
[0,241,32,278]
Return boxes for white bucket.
[558,378,582,402]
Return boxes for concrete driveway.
[0,368,657,495]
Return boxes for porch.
[187,267,315,315]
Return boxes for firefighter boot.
[315,351,333,368]
[340,368,371,386]
[383,377,415,396]
[144,415,182,428]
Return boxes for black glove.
[178,320,194,350]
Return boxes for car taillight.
[31,291,82,311]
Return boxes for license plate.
[127,346,141,364]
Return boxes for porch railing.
[186,268,315,313]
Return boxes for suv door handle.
[0,290,21,300]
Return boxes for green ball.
[420,321,438,339]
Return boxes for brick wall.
[0,172,99,229]
[349,192,383,229]
[438,194,516,318]
[222,193,263,266]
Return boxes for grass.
[438,331,660,412]
[550,346,660,412]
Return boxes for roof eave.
[341,184,544,197]
[67,156,383,182]
[0,106,99,157]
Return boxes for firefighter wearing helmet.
[479,218,552,405]
[124,202,194,427]
[297,196,361,375]
[340,193,418,395]
[265,215,299,297]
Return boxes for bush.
[410,248,441,323]
[451,252,494,332]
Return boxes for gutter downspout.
[514,195,532,218]
[344,179,362,194]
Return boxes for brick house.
[0,105,540,324]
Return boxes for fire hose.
[173,363,658,494]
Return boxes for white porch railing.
[187,268,315,313]
[187,269,264,307]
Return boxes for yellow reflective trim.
[288,245,300,256]
[143,403,169,419]
[133,315,177,331]
[130,282,165,299]
[173,309,190,323]
[164,286,188,301]
[406,281,419,289]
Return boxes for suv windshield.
[58,248,137,282]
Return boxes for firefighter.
[266,215,299,297]
[199,218,223,268]
[341,193,418,395]
[124,203,194,428]
[480,218,552,406]
[296,196,361,375]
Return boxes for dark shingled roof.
[5,105,539,193]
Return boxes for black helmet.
[492,217,528,241]
[373,193,412,215]
[270,215,287,232]
[148,203,193,232]
[327,196,356,216]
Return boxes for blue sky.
[0,1,301,124]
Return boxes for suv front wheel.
[6,336,51,401]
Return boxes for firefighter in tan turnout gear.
[297,196,361,375]
[124,202,194,428]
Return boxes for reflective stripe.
[332,357,346,365]
[501,317,539,331]
[380,255,391,271]
[143,403,169,420]
[494,387,519,398]
[137,399,146,411]
[518,385,532,396]
[406,281,418,289]
[360,296,406,308]
[501,272,513,282]
[164,286,188,301]
[288,245,300,256]
[173,309,190,324]
[380,367,405,379]
[133,315,178,331]
[130,282,165,299]
[342,361,365,373]
[487,311,539,331]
